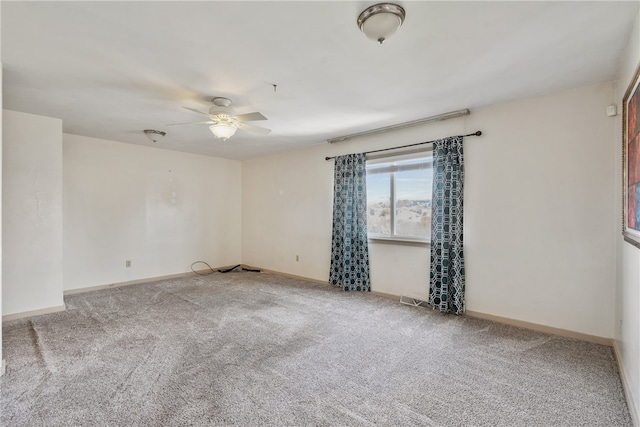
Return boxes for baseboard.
[257,268,614,347]
[613,340,639,426]
[63,269,220,296]
[260,269,399,301]
[370,290,400,301]
[259,269,405,303]
[259,268,329,286]
[465,310,613,347]
[2,303,67,322]
[60,266,616,349]
[4,269,224,321]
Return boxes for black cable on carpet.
[190,261,261,275]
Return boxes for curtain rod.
[324,131,482,161]
[326,109,471,144]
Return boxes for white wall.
[2,110,64,315]
[465,82,616,338]
[615,8,640,424]
[242,82,617,339]
[63,134,242,290]
[1,0,4,367]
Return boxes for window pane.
[395,157,432,167]
[366,172,391,236]
[394,167,432,238]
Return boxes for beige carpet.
[1,271,632,426]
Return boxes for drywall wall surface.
[463,82,616,339]
[615,8,640,423]
[242,82,617,338]
[241,144,333,280]
[369,243,430,300]
[619,243,639,422]
[0,62,4,370]
[2,110,64,315]
[63,134,241,291]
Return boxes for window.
[366,151,433,242]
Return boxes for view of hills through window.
[366,157,432,239]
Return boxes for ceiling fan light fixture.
[143,129,166,143]
[357,3,405,44]
[209,112,239,141]
[209,123,237,141]
[175,96,270,140]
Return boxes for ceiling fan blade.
[236,112,268,122]
[183,107,212,117]
[166,121,215,126]
[238,122,271,135]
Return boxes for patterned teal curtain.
[429,136,465,314]
[329,153,371,291]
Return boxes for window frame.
[365,149,433,245]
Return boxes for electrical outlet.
[296,255,299,262]
[126,260,131,268]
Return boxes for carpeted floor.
[1,272,632,426]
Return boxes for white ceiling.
[2,1,638,160]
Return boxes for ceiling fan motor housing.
[208,98,239,127]
[209,106,234,116]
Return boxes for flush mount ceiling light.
[143,129,166,143]
[357,3,406,44]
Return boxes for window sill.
[368,236,430,247]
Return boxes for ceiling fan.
[168,97,270,141]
